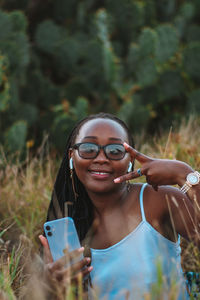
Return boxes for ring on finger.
[137,168,143,177]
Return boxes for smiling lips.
[89,170,112,179]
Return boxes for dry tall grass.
[0,117,200,299]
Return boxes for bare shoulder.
[145,184,187,202]
[130,182,189,212]
[129,182,145,194]
[129,182,183,201]
[132,183,198,243]
[142,184,191,218]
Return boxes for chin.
[87,183,120,195]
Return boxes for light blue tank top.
[90,184,189,300]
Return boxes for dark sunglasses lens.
[78,143,99,158]
[105,144,125,160]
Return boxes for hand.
[114,142,193,190]
[39,234,53,263]
[39,235,93,286]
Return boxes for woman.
[40,112,200,299]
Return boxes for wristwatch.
[180,171,200,193]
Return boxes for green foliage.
[155,24,178,63]
[183,42,200,81]
[5,120,27,152]
[0,10,29,77]
[187,89,200,114]
[126,43,140,74]
[136,58,157,87]
[158,71,183,100]
[52,0,78,22]
[35,20,65,55]
[186,25,200,43]
[52,97,89,150]
[106,0,145,31]
[9,10,27,32]
[0,10,13,41]
[5,32,30,76]
[139,28,157,57]
[118,95,150,131]
[94,9,120,86]
[0,54,10,111]
[0,0,200,153]
[179,2,195,21]
[15,103,38,125]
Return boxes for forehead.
[75,118,129,142]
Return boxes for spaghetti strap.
[139,183,148,222]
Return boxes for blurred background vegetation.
[0,1,200,298]
[0,0,200,154]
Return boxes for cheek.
[73,155,89,175]
[113,159,130,175]
[121,155,131,169]
[119,163,129,174]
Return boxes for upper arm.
[159,186,200,248]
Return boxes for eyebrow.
[82,136,123,142]
[109,137,122,142]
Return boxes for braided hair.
[46,112,135,246]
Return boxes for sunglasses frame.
[71,142,126,160]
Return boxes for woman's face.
[70,118,132,194]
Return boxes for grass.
[0,117,200,299]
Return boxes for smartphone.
[44,217,82,262]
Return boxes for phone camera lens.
[47,232,52,236]
[46,225,51,231]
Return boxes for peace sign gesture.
[114,142,193,190]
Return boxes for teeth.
[92,172,108,175]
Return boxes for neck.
[87,183,129,216]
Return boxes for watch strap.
[180,182,192,193]
[180,171,200,194]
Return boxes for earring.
[128,162,132,173]
[69,158,78,200]
[69,157,73,170]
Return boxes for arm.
[114,143,200,248]
[154,186,200,248]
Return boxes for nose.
[93,148,109,162]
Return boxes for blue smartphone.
[44,217,82,262]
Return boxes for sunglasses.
[71,142,126,160]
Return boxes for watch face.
[187,173,199,185]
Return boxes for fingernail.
[123,142,129,147]
[88,266,93,272]
[114,178,120,183]
[86,257,91,263]
[78,247,84,252]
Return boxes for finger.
[82,265,93,277]
[54,258,92,283]
[124,142,152,164]
[114,169,143,183]
[72,265,93,282]
[63,246,84,257]
[52,269,67,282]
[52,247,85,271]
[70,257,91,274]
[63,247,85,265]
[39,235,53,263]
[145,178,159,192]
[153,185,158,192]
